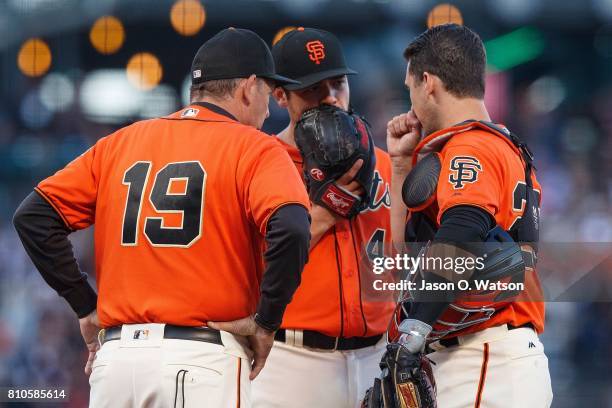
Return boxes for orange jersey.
[36,104,309,328]
[276,139,395,337]
[410,122,544,336]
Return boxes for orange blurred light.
[126,53,163,91]
[90,16,125,55]
[17,38,52,77]
[427,4,463,29]
[272,26,297,46]
[170,0,206,36]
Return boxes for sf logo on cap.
[306,40,325,65]
[449,156,482,189]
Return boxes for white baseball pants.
[251,337,387,408]
[88,323,251,408]
[427,324,553,408]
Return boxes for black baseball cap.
[272,27,357,91]
[191,28,299,86]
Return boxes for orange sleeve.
[36,137,107,230]
[239,136,310,234]
[436,139,503,224]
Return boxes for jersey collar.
[191,102,238,121]
[166,103,239,122]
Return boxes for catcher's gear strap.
[471,121,539,246]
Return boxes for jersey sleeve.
[239,136,310,235]
[35,136,107,230]
[436,138,503,225]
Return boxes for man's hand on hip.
[79,309,101,377]
[208,316,275,380]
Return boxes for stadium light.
[17,38,52,77]
[427,3,463,28]
[170,0,206,36]
[126,52,163,91]
[80,69,143,123]
[90,16,125,55]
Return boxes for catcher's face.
[275,76,350,124]
[405,64,440,136]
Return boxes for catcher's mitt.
[294,104,376,218]
[362,343,436,408]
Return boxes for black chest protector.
[403,121,540,247]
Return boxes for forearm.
[390,159,413,250]
[12,191,97,317]
[256,204,311,331]
[308,204,337,249]
[408,206,495,325]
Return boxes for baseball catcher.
[294,104,376,218]
[365,23,550,408]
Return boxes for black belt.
[437,323,535,348]
[101,325,222,346]
[275,329,382,351]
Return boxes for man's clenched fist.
[386,110,422,162]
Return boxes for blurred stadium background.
[0,0,611,406]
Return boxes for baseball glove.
[362,343,437,408]
[294,104,376,218]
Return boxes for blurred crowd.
[1,1,611,407]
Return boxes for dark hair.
[404,24,486,99]
[190,78,241,101]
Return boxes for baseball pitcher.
[252,28,395,408]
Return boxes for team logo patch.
[449,156,482,189]
[306,40,325,65]
[310,168,325,181]
[133,329,150,340]
[181,108,199,118]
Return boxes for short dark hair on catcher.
[404,24,486,99]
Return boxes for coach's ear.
[240,74,259,106]
[273,87,289,108]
